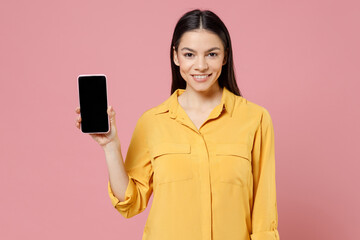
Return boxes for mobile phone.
[77,74,110,134]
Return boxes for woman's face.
[173,29,227,93]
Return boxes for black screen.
[78,75,109,133]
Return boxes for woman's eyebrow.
[180,47,221,52]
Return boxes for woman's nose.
[195,56,208,71]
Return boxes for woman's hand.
[75,105,120,148]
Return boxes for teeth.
[193,74,209,79]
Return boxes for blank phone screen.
[78,75,109,133]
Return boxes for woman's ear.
[173,46,179,66]
[222,50,228,65]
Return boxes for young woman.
[75,9,280,240]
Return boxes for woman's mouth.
[192,73,212,82]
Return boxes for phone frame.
[77,74,110,134]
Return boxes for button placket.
[196,133,213,240]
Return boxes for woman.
[75,9,280,240]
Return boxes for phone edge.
[77,74,110,134]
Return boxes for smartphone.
[77,74,110,134]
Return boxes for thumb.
[108,106,117,124]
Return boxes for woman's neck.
[178,85,223,112]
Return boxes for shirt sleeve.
[250,108,280,240]
[107,113,154,219]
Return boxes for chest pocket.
[150,142,193,185]
[215,143,251,186]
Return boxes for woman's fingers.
[75,120,80,129]
[108,106,116,128]
[107,106,113,115]
[75,106,81,129]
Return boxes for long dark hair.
[170,9,242,96]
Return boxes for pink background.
[1,0,359,239]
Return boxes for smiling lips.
[192,73,212,82]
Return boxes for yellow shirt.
[108,86,280,240]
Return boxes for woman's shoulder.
[234,93,266,110]
[233,95,273,120]
[135,95,173,121]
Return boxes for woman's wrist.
[102,137,121,153]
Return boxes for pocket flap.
[151,142,191,159]
[215,143,250,160]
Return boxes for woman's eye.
[183,52,217,58]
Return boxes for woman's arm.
[106,112,154,219]
[103,138,129,202]
[75,105,153,218]
[75,106,130,202]
[250,108,280,240]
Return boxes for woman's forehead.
[178,29,224,50]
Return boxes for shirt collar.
[154,86,236,118]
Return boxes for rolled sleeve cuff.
[107,175,136,211]
[250,230,280,240]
